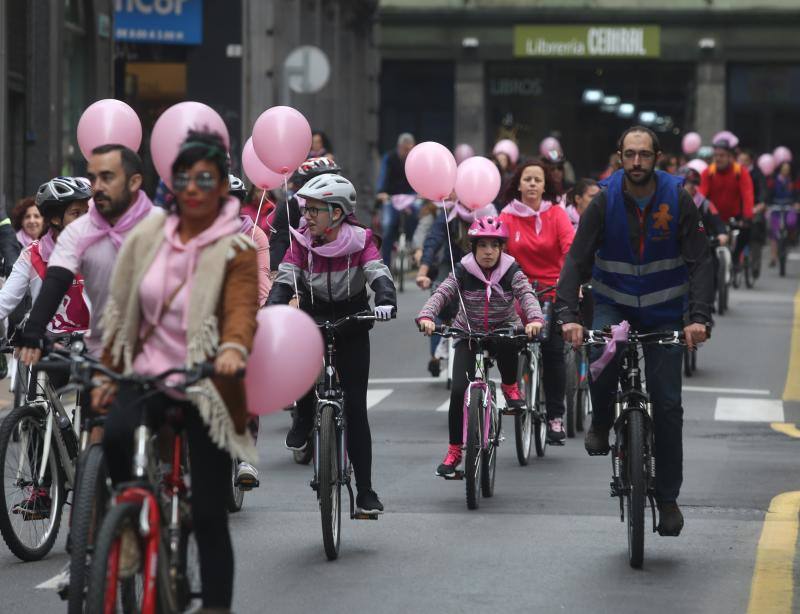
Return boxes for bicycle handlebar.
[582,329,686,347]
[432,324,534,343]
[319,310,396,331]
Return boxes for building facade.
[379,0,800,177]
[0,0,114,215]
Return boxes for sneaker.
[436,444,462,477]
[656,501,684,536]
[11,487,51,521]
[285,415,312,451]
[434,337,449,360]
[427,357,441,377]
[235,462,260,489]
[547,418,566,443]
[118,526,141,578]
[356,489,384,514]
[584,423,610,455]
[501,383,525,410]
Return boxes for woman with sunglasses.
[268,172,397,514]
[95,130,259,612]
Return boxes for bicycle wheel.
[318,404,341,560]
[683,347,693,378]
[398,250,405,292]
[744,253,755,288]
[68,444,110,614]
[85,501,149,614]
[576,384,592,433]
[226,456,245,513]
[480,385,498,498]
[465,388,483,510]
[564,348,577,438]
[514,351,533,466]
[0,404,65,561]
[175,528,201,612]
[751,240,763,280]
[778,236,787,277]
[533,369,547,458]
[716,258,727,316]
[625,409,647,569]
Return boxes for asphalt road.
[2,254,799,614]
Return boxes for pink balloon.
[454,143,475,165]
[245,306,324,416]
[773,146,793,166]
[712,130,739,149]
[493,139,520,164]
[242,137,284,190]
[252,106,312,175]
[538,137,561,158]
[404,142,457,201]
[681,132,702,156]
[454,156,502,210]
[150,102,230,189]
[77,99,142,160]
[757,153,776,176]
[686,158,708,175]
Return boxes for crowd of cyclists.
[0,110,797,611]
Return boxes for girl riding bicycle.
[416,217,543,477]
[268,172,397,514]
[95,130,259,612]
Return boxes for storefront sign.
[514,25,660,59]
[114,0,203,45]
[489,77,544,97]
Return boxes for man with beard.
[19,144,155,364]
[555,126,713,537]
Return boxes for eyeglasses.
[172,171,218,192]
[621,150,656,161]
[302,205,328,218]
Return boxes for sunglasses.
[172,171,218,193]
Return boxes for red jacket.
[499,205,574,293]
[699,162,754,221]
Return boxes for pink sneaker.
[436,444,462,476]
[501,383,525,410]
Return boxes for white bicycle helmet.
[296,173,357,217]
[35,177,93,217]
[228,174,247,200]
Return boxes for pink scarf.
[289,220,367,258]
[239,215,254,234]
[589,320,630,379]
[501,199,553,235]
[76,190,153,258]
[38,229,57,262]
[159,197,242,328]
[460,252,515,300]
[443,200,497,224]
[16,229,36,248]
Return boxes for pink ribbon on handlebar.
[589,320,630,380]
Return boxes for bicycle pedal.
[236,477,260,490]
[587,449,610,456]
[501,408,520,416]
[548,439,565,446]
[352,510,380,520]
[437,469,464,480]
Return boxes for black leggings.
[447,339,518,445]
[102,383,234,609]
[541,321,566,420]
[295,328,374,492]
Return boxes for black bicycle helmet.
[35,177,93,218]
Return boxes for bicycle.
[388,194,420,293]
[432,324,530,509]
[564,284,592,438]
[729,219,756,289]
[84,362,227,613]
[583,327,686,569]
[311,311,392,560]
[769,203,795,277]
[710,236,731,316]
[0,333,86,562]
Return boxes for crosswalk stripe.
[435,399,450,412]
[684,385,771,395]
[367,388,393,410]
[714,398,784,422]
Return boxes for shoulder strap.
[29,244,46,279]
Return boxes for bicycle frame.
[462,348,494,450]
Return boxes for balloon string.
[285,174,300,300]
[251,190,266,241]
[441,200,471,334]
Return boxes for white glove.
[374,305,394,321]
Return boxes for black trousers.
[447,339,518,445]
[103,383,234,608]
[296,328,374,492]
[541,320,566,420]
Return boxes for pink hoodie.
[133,198,242,376]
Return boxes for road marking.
[435,399,450,412]
[747,491,800,614]
[684,385,771,395]
[366,388,393,409]
[783,284,800,401]
[788,252,800,261]
[371,376,445,384]
[770,422,800,439]
[714,398,784,422]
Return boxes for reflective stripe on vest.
[594,255,686,277]
[591,279,689,308]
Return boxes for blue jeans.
[588,303,684,503]
[381,200,420,265]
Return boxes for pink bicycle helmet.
[467,216,509,242]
